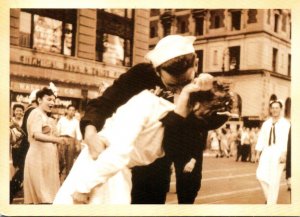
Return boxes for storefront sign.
[15,93,72,107]
[11,81,82,98]
[11,47,126,79]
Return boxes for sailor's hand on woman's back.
[84,129,107,160]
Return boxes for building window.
[196,50,203,75]
[288,54,291,77]
[104,9,133,18]
[213,50,218,65]
[231,10,241,30]
[96,9,134,67]
[274,13,279,32]
[272,48,278,72]
[267,9,271,24]
[160,10,174,36]
[247,9,257,24]
[19,9,77,56]
[195,17,204,35]
[214,16,220,28]
[150,21,158,38]
[232,93,242,117]
[19,11,32,48]
[150,9,160,17]
[150,27,156,38]
[180,21,186,33]
[282,13,287,32]
[229,46,240,70]
[176,15,189,34]
[209,10,224,29]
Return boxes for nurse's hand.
[84,125,107,160]
[183,158,196,173]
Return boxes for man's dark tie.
[268,122,276,146]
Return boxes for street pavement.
[166,152,291,204]
[12,152,291,205]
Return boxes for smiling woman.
[23,87,67,204]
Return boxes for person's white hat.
[28,89,39,104]
[269,99,283,107]
[145,35,196,68]
[49,82,58,97]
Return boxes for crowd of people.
[9,34,291,206]
[207,126,260,163]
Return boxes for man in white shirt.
[57,105,82,179]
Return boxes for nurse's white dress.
[53,90,175,204]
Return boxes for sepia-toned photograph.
[1,0,300,216]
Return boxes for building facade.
[10,9,291,124]
[10,9,150,114]
[150,9,291,125]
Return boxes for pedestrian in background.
[255,100,290,204]
[235,125,242,162]
[249,127,259,163]
[10,103,25,165]
[228,128,236,157]
[10,90,39,203]
[219,128,230,158]
[241,127,251,162]
[23,87,67,204]
[9,104,25,181]
[11,104,25,127]
[56,104,82,181]
[209,130,220,157]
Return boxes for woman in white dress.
[23,87,67,204]
[209,130,220,157]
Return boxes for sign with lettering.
[11,47,127,79]
[10,81,82,98]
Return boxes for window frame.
[231,10,241,31]
[19,9,77,56]
[228,46,241,71]
[96,9,134,67]
[272,48,278,72]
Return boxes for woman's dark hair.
[190,89,214,106]
[190,80,233,116]
[36,87,55,104]
[156,53,196,76]
[13,103,25,112]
